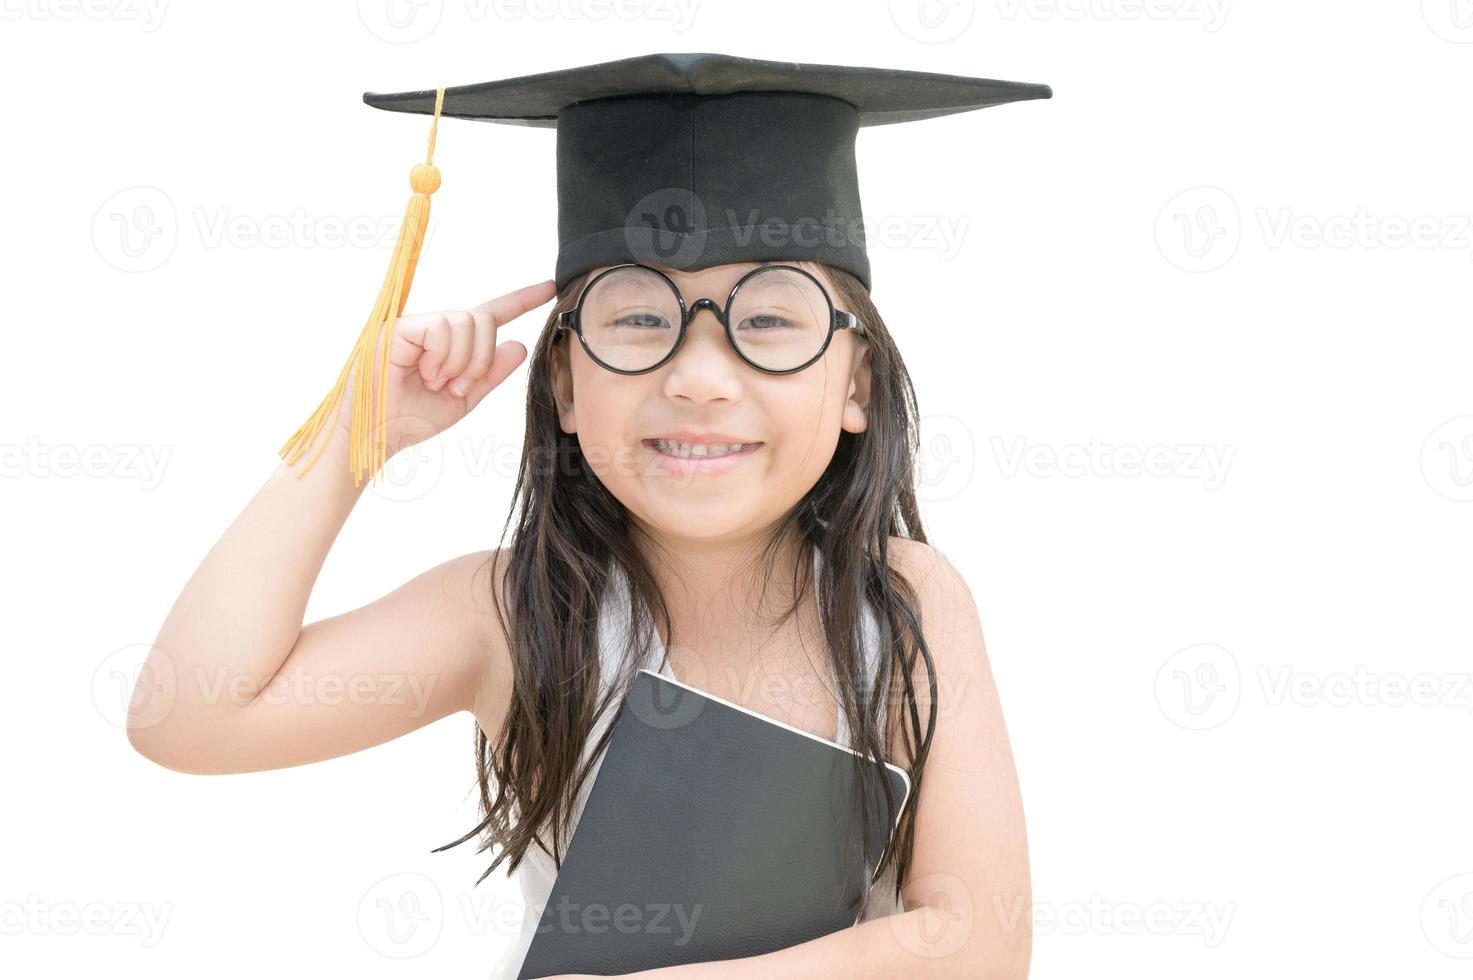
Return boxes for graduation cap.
[280,52,1051,485]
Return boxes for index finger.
[468,279,558,328]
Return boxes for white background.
[4,1,1471,977]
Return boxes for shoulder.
[881,536,991,748]
[884,536,980,634]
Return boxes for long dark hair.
[432,262,938,919]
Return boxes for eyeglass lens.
[578,266,833,372]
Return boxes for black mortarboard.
[280,52,1050,485]
[365,51,1051,294]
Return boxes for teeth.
[652,439,752,459]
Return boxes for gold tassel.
[279,86,448,486]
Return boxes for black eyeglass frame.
[555,262,867,376]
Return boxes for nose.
[660,298,743,402]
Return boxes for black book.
[518,667,911,979]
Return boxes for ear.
[841,340,872,434]
[549,335,578,434]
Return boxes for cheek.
[761,366,848,470]
[569,358,646,477]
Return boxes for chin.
[628,499,768,542]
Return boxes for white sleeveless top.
[491,546,903,977]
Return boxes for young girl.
[129,53,1039,979]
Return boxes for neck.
[628,516,810,629]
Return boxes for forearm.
[624,904,1028,980]
[129,432,367,757]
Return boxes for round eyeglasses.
[556,262,866,375]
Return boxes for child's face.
[550,260,871,543]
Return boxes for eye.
[613,312,673,329]
[738,314,796,331]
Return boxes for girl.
[129,51,1042,977]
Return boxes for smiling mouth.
[642,439,762,459]
[641,439,764,467]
